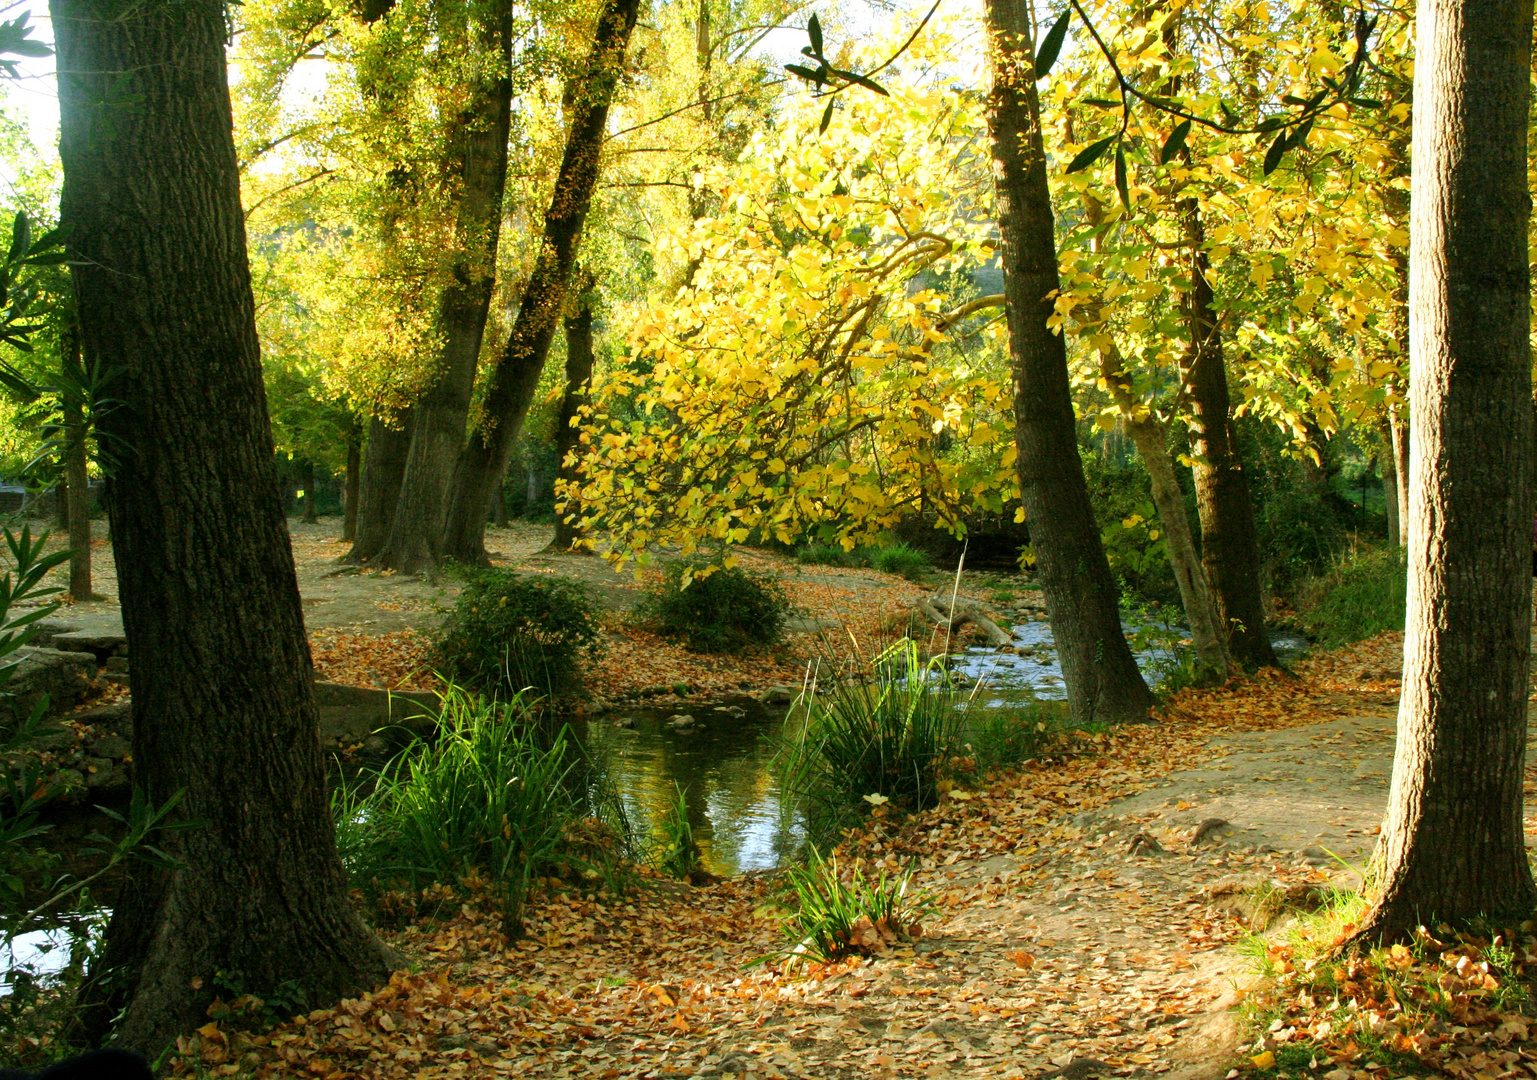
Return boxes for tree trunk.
[1381,428,1400,546]
[377,2,514,574]
[1358,0,1536,937]
[343,435,360,542]
[55,474,69,530]
[65,415,93,603]
[346,407,412,563]
[439,0,641,566]
[549,279,596,553]
[491,477,508,527]
[1389,406,1410,546]
[53,0,396,1052]
[1180,201,1278,670]
[300,460,318,523]
[982,0,1156,726]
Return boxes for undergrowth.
[638,559,791,653]
[758,851,933,968]
[1290,546,1407,649]
[868,543,931,581]
[1240,882,1537,1080]
[334,687,629,933]
[433,567,602,701]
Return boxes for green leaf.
[820,99,835,134]
[785,63,825,85]
[1065,135,1116,174]
[1160,119,1191,164]
[1034,9,1071,80]
[1281,93,1309,106]
[1113,146,1129,208]
[832,68,889,96]
[1083,97,1122,108]
[1256,115,1286,133]
[1285,117,1314,151]
[6,212,28,265]
[1262,128,1289,175]
[1349,97,1383,109]
[807,13,823,56]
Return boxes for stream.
[3,616,1310,994]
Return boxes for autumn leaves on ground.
[81,527,1512,1080]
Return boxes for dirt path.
[186,639,1531,1080]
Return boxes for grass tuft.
[868,543,932,581]
[757,850,933,968]
[1291,546,1407,649]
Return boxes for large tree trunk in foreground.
[1180,203,1277,670]
[1360,0,1536,937]
[983,0,1156,726]
[377,2,513,574]
[54,0,395,1052]
[548,277,597,554]
[60,321,94,602]
[440,0,641,566]
[346,407,412,563]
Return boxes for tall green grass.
[1292,545,1407,648]
[869,542,931,581]
[963,706,1053,772]
[776,641,965,836]
[757,850,934,968]
[334,687,625,931]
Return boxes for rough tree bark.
[1359,0,1536,936]
[548,274,597,554]
[1180,201,1278,670]
[377,0,514,574]
[1388,407,1409,546]
[346,407,412,563]
[53,0,396,1052]
[983,0,1156,725]
[439,0,641,566]
[58,319,94,602]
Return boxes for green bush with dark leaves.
[433,568,602,700]
[639,560,790,653]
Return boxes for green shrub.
[1293,546,1407,649]
[639,560,790,653]
[651,781,702,881]
[759,851,933,968]
[434,567,602,700]
[336,688,613,930]
[777,641,963,827]
[869,542,931,581]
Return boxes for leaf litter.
[169,629,1537,1080]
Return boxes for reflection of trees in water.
[591,706,795,875]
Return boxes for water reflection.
[587,695,801,878]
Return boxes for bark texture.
[549,277,597,553]
[440,0,640,565]
[53,0,395,1052]
[1381,430,1400,546]
[60,320,94,602]
[343,436,361,542]
[1361,0,1536,935]
[983,0,1156,725]
[1180,203,1277,670]
[378,1,514,573]
[346,408,412,563]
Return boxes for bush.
[650,781,703,881]
[760,851,933,968]
[869,542,931,581]
[335,688,618,930]
[639,560,790,653]
[1292,546,1407,648]
[777,641,963,826]
[434,568,602,700]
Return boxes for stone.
[1,647,96,723]
[664,713,699,731]
[312,681,439,746]
[91,734,131,760]
[612,716,635,729]
[761,686,797,705]
[104,655,130,675]
[1190,817,1235,846]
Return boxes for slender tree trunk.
[1381,427,1401,546]
[1359,0,1536,937]
[491,477,508,527]
[55,474,69,530]
[346,407,412,563]
[343,436,360,542]
[1180,202,1278,669]
[1389,404,1410,545]
[549,279,597,554]
[378,2,514,574]
[300,460,318,523]
[982,0,1155,725]
[53,0,396,1051]
[439,0,641,566]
